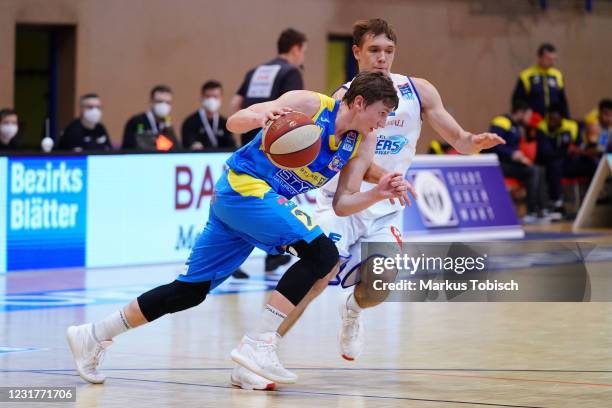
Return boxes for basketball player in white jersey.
[311,18,504,362]
[231,18,504,390]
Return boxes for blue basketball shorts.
[177,169,323,287]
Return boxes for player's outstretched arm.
[333,137,410,216]
[413,78,505,154]
[227,90,320,133]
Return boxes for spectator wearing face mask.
[58,94,112,151]
[181,80,236,150]
[122,85,179,151]
[0,108,20,150]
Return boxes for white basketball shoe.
[230,332,297,384]
[230,365,276,390]
[66,324,112,384]
[339,292,364,361]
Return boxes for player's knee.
[137,280,211,322]
[288,233,339,279]
[276,234,339,305]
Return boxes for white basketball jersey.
[319,73,423,218]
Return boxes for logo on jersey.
[341,131,358,152]
[329,232,342,243]
[274,170,320,195]
[376,135,407,155]
[398,83,415,100]
[328,156,346,172]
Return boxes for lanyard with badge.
[144,110,174,151]
[198,108,219,147]
[146,111,160,134]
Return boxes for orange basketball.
[262,111,322,169]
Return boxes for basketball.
[262,111,322,169]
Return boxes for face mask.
[153,102,171,118]
[83,107,102,124]
[202,97,221,113]
[0,123,18,143]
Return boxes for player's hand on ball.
[471,132,506,151]
[260,107,294,128]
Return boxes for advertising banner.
[6,157,87,270]
[0,153,520,272]
[403,155,523,241]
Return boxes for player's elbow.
[226,114,240,133]
[332,201,350,217]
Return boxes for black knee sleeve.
[276,233,339,305]
[137,279,211,322]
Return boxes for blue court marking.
[18,370,549,408]
[0,274,281,313]
[2,245,612,313]
[0,347,41,355]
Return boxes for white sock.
[251,304,286,337]
[92,310,131,342]
[346,292,363,313]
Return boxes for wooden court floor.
[1,224,611,408]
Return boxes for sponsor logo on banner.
[7,158,87,270]
[409,169,459,227]
[174,165,217,210]
[174,163,221,251]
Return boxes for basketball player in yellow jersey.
[66,71,413,389]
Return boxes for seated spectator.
[485,100,547,223]
[0,108,20,151]
[181,80,236,150]
[122,85,179,151]
[58,93,112,151]
[536,104,597,217]
[585,98,612,154]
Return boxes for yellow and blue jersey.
[537,118,580,148]
[178,93,363,286]
[512,65,569,117]
[536,118,580,160]
[226,93,362,198]
[485,114,522,161]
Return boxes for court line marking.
[2,367,611,373]
[400,370,612,388]
[22,370,549,408]
[4,366,611,389]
